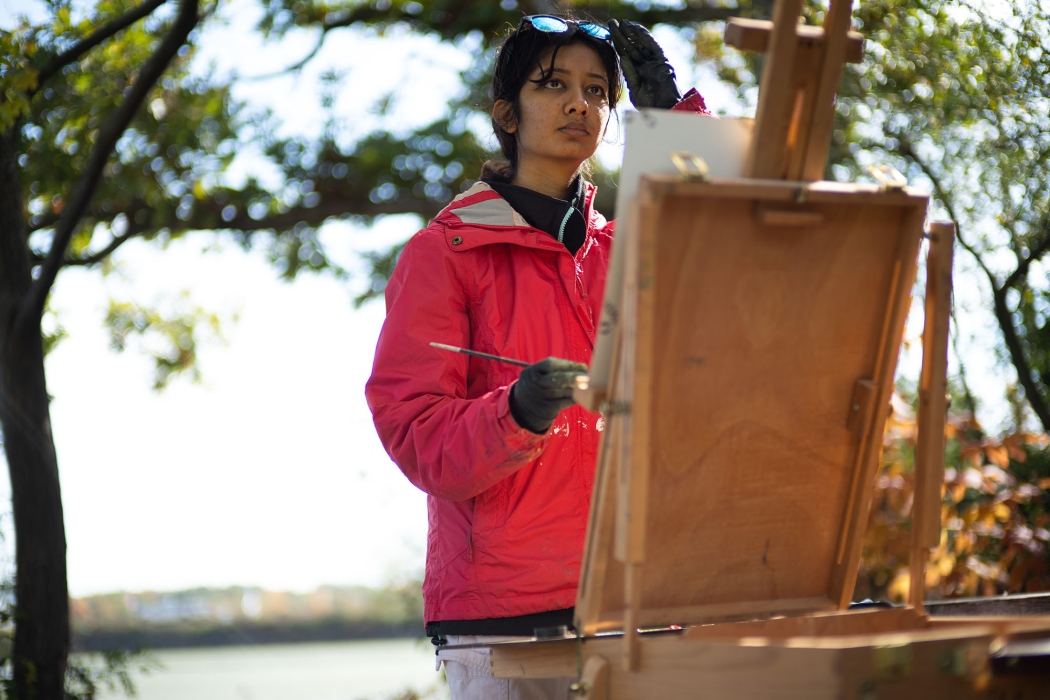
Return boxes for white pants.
[436,635,576,700]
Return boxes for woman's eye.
[588,85,607,98]
[545,79,563,89]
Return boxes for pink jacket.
[366,181,612,623]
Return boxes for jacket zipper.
[557,208,572,243]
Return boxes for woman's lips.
[559,123,590,137]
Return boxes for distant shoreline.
[73,617,425,651]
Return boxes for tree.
[2,1,203,694]
[844,0,1050,434]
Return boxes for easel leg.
[623,563,642,671]
[911,222,955,610]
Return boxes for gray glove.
[509,357,589,434]
[608,19,682,109]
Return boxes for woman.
[365,15,708,698]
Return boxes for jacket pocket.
[472,479,508,533]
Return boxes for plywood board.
[576,176,928,634]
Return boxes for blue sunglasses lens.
[578,23,611,40]
[524,16,611,41]
[529,16,570,33]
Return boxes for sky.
[0,0,1020,597]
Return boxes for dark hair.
[482,18,622,180]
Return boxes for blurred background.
[1,0,1048,698]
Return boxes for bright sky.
[0,0,1018,597]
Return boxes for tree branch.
[245,1,765,79]
[1002,223,1050,291]
[243,29,329,80]
[33,0,170,92]
[62,227,143,266]
[897,136,998,283]
[992,285,1050,433]
[896,134,1050,431]
[18,0,200,331]
[30,191,439,266]
[27,212,60,233]
[212,198,438,232]
[949,310,979,423]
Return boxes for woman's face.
[498,43,611,175]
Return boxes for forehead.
[530,42,608,80]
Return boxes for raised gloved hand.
[608,19,682,110]
[509,357,590,434]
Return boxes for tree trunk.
[0,128,70,700]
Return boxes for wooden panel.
[576,178,928,633]
[754,206,825,227]
[490,637,581,679]
[644,194,899,609]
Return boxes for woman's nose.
[565,88,589,115]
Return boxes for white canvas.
[612,109,754,219]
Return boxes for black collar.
[482,175,588,255]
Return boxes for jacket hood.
[433,181,607,253]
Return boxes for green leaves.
[0,29,39,131]
[64,648,160,700]
[105,293,228,390]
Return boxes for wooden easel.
[730,0,860,180]
[465,2,1050,696]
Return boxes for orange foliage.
[855,400,1050,603]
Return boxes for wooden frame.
[575,177,930,646]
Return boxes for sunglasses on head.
[518,15,612,41]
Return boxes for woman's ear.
[492,100,518,134]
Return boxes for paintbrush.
[429,342,531,368]
[430,342,591,392]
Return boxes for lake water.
[96,638,449,700]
